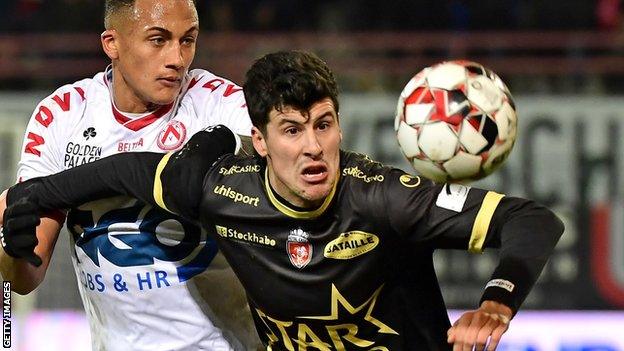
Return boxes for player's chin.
[301,184,333,203]
[151,87,181,105]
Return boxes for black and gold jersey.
[24,128,563,350]
[154,150,560,350]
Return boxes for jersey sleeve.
[380,168,564,313]
[189,71,252,137]
[13,126,238,223]
[154,126,238,219]
[16,84,84,182]
[381,170,497,250]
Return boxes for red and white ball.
[394,60,517,183]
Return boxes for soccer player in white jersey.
[0,0,261,350]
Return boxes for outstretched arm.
[2,125,239,265]
[382,174,564,350]
[0,189,63,293]
[445,194,563,350]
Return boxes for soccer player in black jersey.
[1,51,564,350]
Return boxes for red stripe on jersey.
[111,102,174,131]
[105,68,174,131]
[74,87,85,100]
[24,132,45,156]
[111,103,131,124]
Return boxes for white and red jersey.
[16,67,260,351]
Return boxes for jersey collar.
[263,167,339,219]
[104,65,175,132]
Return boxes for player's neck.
[269,182,322,212]
[110,70,159,114]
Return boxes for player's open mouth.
[301,165,328,183]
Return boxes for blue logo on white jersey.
[67,201,217,282]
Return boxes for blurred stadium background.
[2,0,624,350]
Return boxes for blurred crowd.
[0,0,618,33]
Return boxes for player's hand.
[0,194,42,267]
[447,300,512,351]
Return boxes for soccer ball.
[394,60,517,183]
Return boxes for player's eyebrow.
[315,111,335,121]
[145,26,199,35]
[276,117,306,126]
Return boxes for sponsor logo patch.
[324,231,379,260]
[215,225,276,247]
[213,184,260,207]
[436,183,471,212]
[399,174,421,188]
[64,142,102,168]
[83,127,97,140]
[486,279,515,293]
[219,164,261,176]
[342,166,385,183]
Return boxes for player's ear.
[101,29,119,60]
[251,127,268,157]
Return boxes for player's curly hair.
[243,51,340,132]
[104,0,196,29]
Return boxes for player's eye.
[182,37,196,46]
[317,121,330,130]
[150,37,166,46]
[285,127,299,135]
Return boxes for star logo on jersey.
[299,284,398,335]
[83,127,97,140]
[255,284,398,349]
[157,120,187,151]
[287,228,312,269]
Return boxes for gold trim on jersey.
[153,152,174,213]
[264,168,339,219]
[469,191,505,253]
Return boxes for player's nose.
[302,129,322,158]
[165,43,185,71]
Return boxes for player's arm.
[2,125,238,265]
[383,172,563,350]
[0,189,62,294]
[442,191,563,351]
[0,85,80,291]
[24,125,236,215]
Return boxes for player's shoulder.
[183,69,243,100]
[30,72,106,125]
[340,150,391,182]
[340,150,429,191]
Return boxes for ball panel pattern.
[395,60,517,182]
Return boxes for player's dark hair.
[104,0,196,28]
[243,51,339,133]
